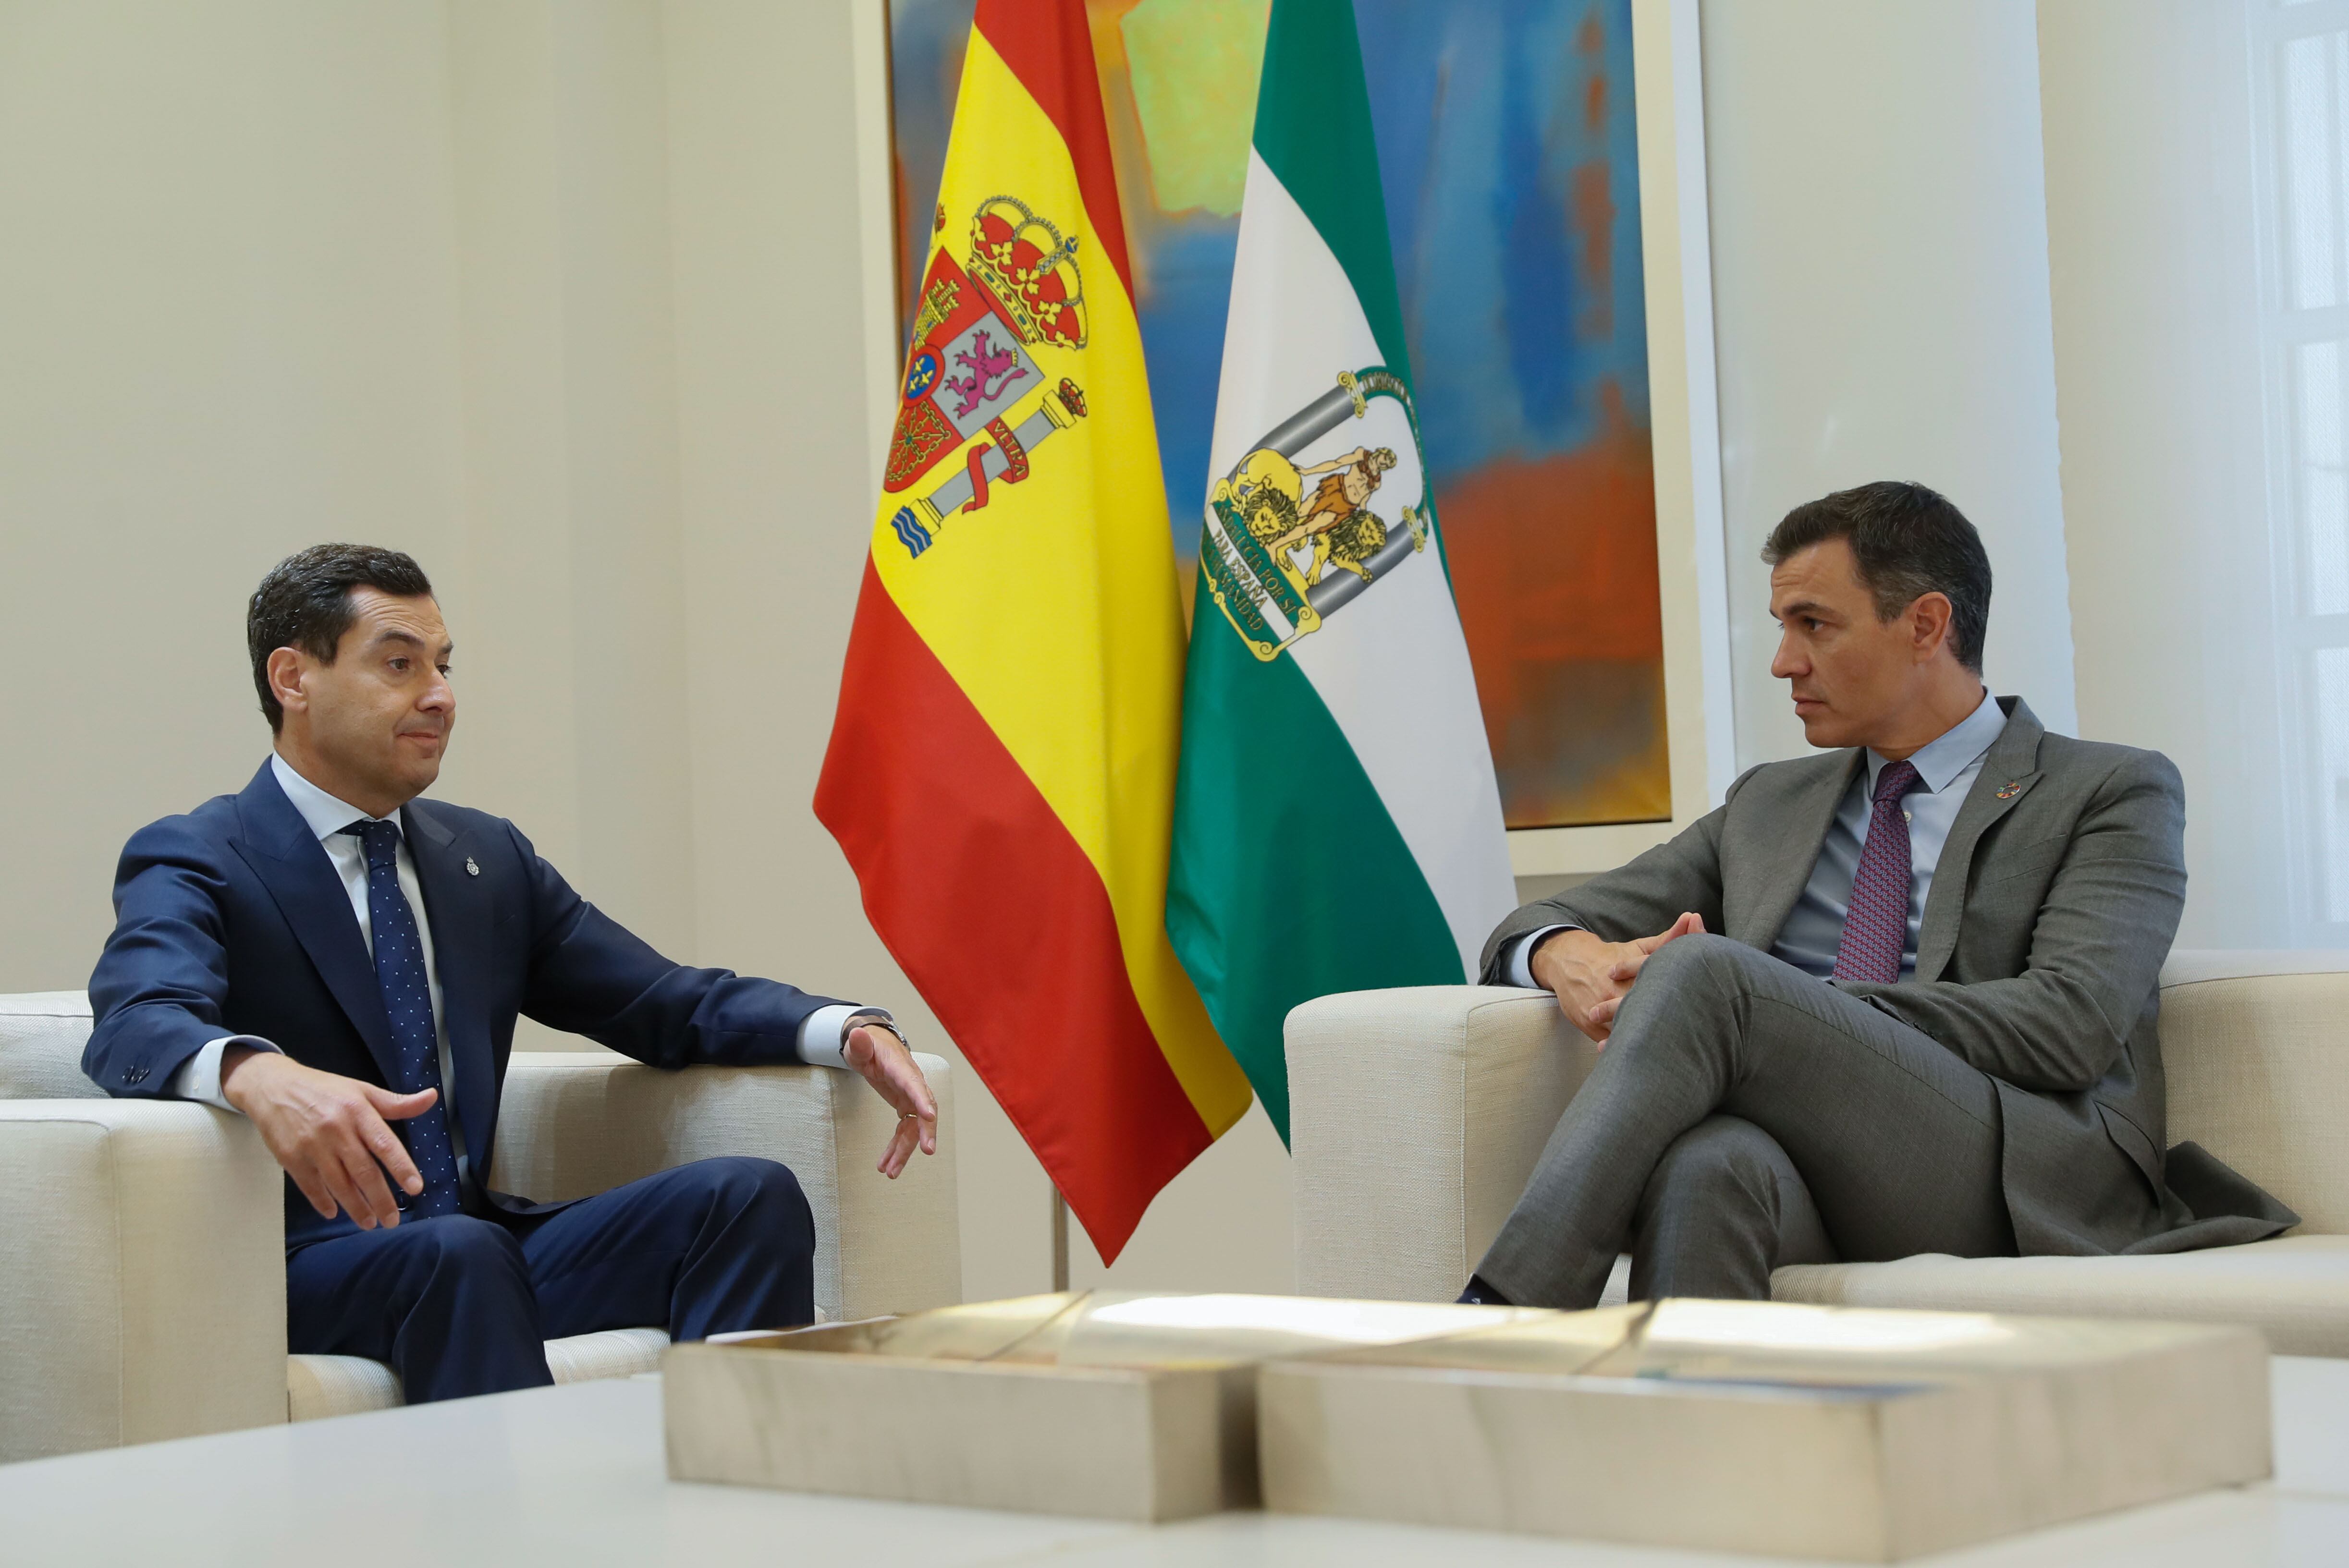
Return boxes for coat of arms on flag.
[883,197,1094,559]
[1200,366,1433,661]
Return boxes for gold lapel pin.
[465,857,480,876]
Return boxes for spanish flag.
[815,0,1252,1261]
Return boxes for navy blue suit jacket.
[86,761,847,1250]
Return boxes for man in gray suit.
[1464,481,2294,1310]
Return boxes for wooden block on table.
[1256,1298,2272,1561]
[663,1291,1539,1522]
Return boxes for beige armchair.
[0,991,960,1462]
[1289,951,2349,1355]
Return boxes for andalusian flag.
[1168,0,1516,1142]
[817,0,1252,1260]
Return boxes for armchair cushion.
[286,1326,673,1421]
[1773,1235,2349,1356]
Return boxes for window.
[2255,0,2349,934]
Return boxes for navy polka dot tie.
[1832,760,1923,986]
[343,820,462,1217]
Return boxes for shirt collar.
[269,752,394,842]
[1865,688,2006,796]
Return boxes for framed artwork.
[886,0,1722,842]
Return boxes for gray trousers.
[1476,934,2018,1308]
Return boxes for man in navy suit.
[86,544,938,1403]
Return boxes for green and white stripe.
[1168,0,1515,1143]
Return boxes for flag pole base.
[1051,1186,1070,1293]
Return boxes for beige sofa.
[0,991,960,1463]
[1289,951,2349,1354]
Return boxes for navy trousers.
[284,1155,816,1403]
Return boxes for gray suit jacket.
[1485,697,2296,1256]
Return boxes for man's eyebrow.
[367,628,455,659]
[1774,598,1835,620]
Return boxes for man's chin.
[1795,710,1853,749]
[395,753,444,796]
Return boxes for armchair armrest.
[489,1053,961,1323]
[0,1101,286,1460]
[1288,986,1596,1302]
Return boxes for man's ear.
[267,646,309,720]
[1910,593,1956,662]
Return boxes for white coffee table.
[6,1357,2346,1566]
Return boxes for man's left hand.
[843,1022,938,1178]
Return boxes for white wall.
[1,4,436,963]
[1701,0,2079,768]
[0,0,1290,1304]
[0,0,704,973]
[2037,0,2298,948]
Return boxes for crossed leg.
[1476,934,2018,1308]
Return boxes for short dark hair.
[247,545,435,732]
[1762,481,1992,672]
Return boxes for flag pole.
[1051,1186,1070,1292]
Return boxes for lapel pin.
[465,857,480,876]
[1995,781,2022,800]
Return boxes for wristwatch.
[842,1008,908,1053]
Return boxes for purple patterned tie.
[1833,760,1923,985]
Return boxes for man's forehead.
[1770,540,1860,597]
[350,588,448,644]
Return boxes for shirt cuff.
[1505,925,1578,989]
[796,1004,889,1071]
[169,1036,282,1113]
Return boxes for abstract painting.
[888,0,1667,827]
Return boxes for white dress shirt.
[1505,690,2009,986]
[171,754,869,1113]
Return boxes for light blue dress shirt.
[1507,689,2008,985]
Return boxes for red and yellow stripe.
[816,0,1251,1259]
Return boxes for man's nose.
[420,673,453,711]
[1770,633,1804,680]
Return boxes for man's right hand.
[220,1046,436,1228]
[1529,912,1707,1045]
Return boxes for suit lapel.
[229,763,402,1085]
[1738,750,1864,950]
[402,802,499,1168]
[1914,697,2046,981]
